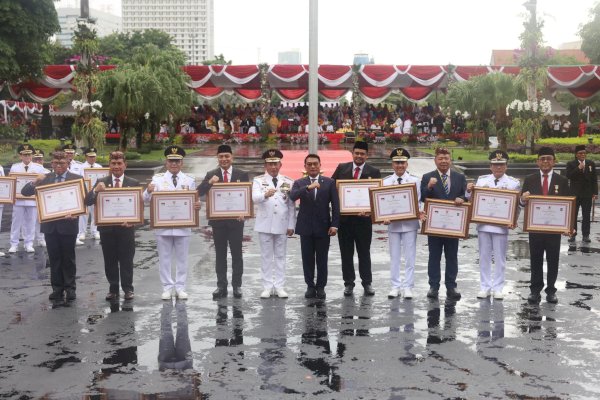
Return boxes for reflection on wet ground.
[2,208,600,398]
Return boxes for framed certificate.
[0,176,16,204]
[206,182,253,220]
[10,172,41,200]
[83,168,110,186]
[84,179,92,192]
[150,191,199,228]
[523,195,576,234]
[95,187,144,226]
[369,183,419,223]
[470,187,520,227]
[421,199,471,239]
[336,179,382,215]
[35,179,87,222]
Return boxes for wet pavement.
[2,147,600,399]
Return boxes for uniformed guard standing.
[466,151,521,300]
[32,149,50,248]
[144,145,200,300]
[78,147,103,242]
[382,148,422,299]
[566,145,598,243]
[252,149,296,298]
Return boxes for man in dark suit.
[21,151,83,301]
[198,144,249,299]
[420,147,467,301]
[85,151,139,301]
[290,154,340,299]
[521,146,571,304]
[331,141,381,296]
[566,145,597,243]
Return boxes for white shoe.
[0,251,5,257]
[403,288,414,299]
[93,232,101,240]
[388,288,400,299]
[25,246,35,253]
[260,289,272,298]
[8,246,17,253]
[176,290,188,300]
[78,234,85,241]
[493,291,504,300]
[477,290,491,299]
[161,290,173,300]
[76,239,84,245]
[275,288,288,298]
[38,240,46,247]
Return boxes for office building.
[56,7,122,48]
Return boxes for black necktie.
[24,165,28,172]
[55,175,62,183]
[272,177,278,187]
[494,178,499,186]
[397,177,403,184]
[172,174,178,187]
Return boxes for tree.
[202,54,232,65]
[97,29,186,65]
[0,0,60,81]
[580,3,600,64]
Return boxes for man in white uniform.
[252,149,296,299]
[32,149,50,247]
[382,148,422,299]
[78,147,103,242]
[144,145,199,300]
[62,143,83,176]
[9,144,46,253]
[466,151,521,300]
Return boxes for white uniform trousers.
[388,230,417,289]
[10,205,36,248]
[258,232,288,290]
[478,231,508,292]
[78,206,98,236]
[35,219,44,242]
[157,235,190,291]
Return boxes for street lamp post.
[308,0,318,154]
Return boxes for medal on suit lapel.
[554,184,559,193]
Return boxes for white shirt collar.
[539,169,553,178]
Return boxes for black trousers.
[300,234,330,288]
[100,228,135,293]
[575,196,593,237]
[338,217,373,287]
[528,233,561,295]
[46,233,77,293]
[212,224,244,289]
[427,236,459,290]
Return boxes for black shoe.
[568,236,576,243]
[583,236,591,243]
[446,288,461,301]
[66,290,76,300]
[527,292,541,304]
[49,290,63,300]
[316,287,326,299]
[427,288,439,299]
[233,287,243,298]
[363,284,375,296]
[546,293,558,304]
[343,285,353,296]
[305,287,316,298]
[105,292,119,301]
[212,288,227,299]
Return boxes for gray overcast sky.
[56,0,599,65]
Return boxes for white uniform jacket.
[466,173,521,234]
[143,171,196,236]
[383,172,422,233]
[10,162,47,207]
[69,160,84,176]
[252,173,296,235]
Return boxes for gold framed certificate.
[0,176,16,204]
[336,179,382,215]
[83,168,110,186]
[470,187,520,227]
[369,183,419,223]
[150,191,199,228]
[95,187,144,226]
[523,195,576,234]
[421,199,471,239]
[10,172,42,200]
[35,179,87,222]
[206,182,253,220]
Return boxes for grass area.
[415,147,600,163]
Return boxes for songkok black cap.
[164,145,185,160]
[390,147,410,161]
[262,149,283,162]
[489,150,509,163]
[575,145,586,153]
[353,141,368,151]
[217,144,232,154]
[537,146,555,158]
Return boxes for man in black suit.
[331,141,381,296]
[566,145,598,243]
[85,151,139,301]
[420,147,467,301]
[198,144,249,299]
[290,154,340,299]
[22,151,83,301]
[520,147,571,304]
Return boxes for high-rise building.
[56,7,122,48]
[278,50,301,64]
[353,53,374,65]
[122,0,214,64]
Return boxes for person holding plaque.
[78,147,103,243]
[290,154,340,300]
[252,149,296,299]
[382,148,421,299]
[32,149,50,248]
[566,145,597,244]
[144,145,198,300]
[22,151,83,301]
[520,147,571,304]
[465,151,521,300]
[331,141,381,297]
[9,143,46,253]
[198,144,250,300]
[85,151,140,301]
[420,147,467,301]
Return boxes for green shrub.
[124,151,141,160]
[0,124,26,141]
